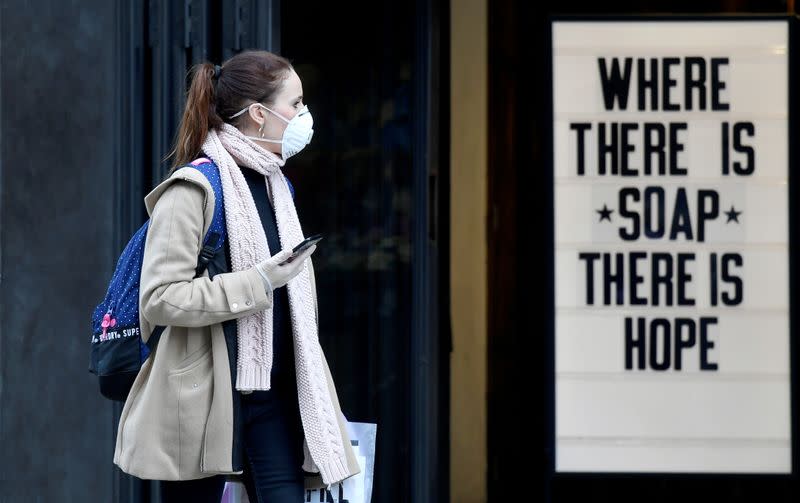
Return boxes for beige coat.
[113,166,360,488]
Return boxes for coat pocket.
[167,346,213,478]
[170,340,211,375]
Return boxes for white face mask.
[228,103,314,159]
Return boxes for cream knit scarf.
[200,123,348,482]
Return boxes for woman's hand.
[255,244,317,292]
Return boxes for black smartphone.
[281,233,323,264]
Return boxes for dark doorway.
[280,0,450,501]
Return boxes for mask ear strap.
[227,101,265,120]
[228,103,254,120]
[259,104,293,124]
[247,136,282,144]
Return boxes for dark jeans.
[160,384,306,503]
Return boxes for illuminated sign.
[553,19,791,473]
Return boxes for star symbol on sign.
[725,205,742,224]
[596,204,613,222]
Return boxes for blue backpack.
[88,157,227,401]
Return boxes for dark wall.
[0,0,117,500]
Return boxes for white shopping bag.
[305,420,377,503]
[221,420,377,503]
[221,478,250,503]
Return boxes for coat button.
[193,383,198,388]
[245,300,252,306]
[232,302,238,309]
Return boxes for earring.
[258,123,265,138]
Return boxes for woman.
[113,50,360,503]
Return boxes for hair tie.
[213,64,222,80]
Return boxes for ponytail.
[163,62,224,175]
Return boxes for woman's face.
[246,68,305,157]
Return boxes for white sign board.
[553,20,791,473]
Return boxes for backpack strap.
[186,157,227,277]
[285,175,295,200]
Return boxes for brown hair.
[162,50,294,176]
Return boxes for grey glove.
[254,244,317,294]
